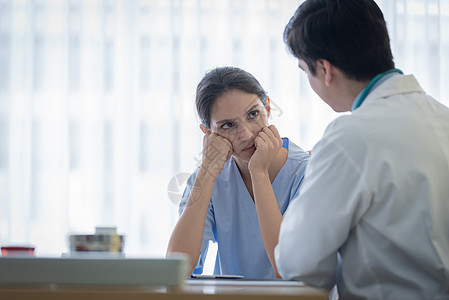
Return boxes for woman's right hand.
[201,131,233,178]
[166,130,231,274]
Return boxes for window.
[0,0,447,257]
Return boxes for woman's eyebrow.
[216,117,236,125]
[244,104,261,114]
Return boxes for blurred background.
[0,0,448,258]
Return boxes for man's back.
[336,74,449,298]
[276,74,449,299]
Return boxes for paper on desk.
[185,279,305,286]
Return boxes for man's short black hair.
[284,0,395,81]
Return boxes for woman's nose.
[236,122,254,140]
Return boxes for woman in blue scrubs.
[166,67,309,279]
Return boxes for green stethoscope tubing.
[351,68,403,111]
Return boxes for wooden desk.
[0,279,328,299]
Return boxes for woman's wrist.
[249,168,270,182]
[198,164,222,181]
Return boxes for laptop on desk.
[0,256,188,288]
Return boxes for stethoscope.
[351,68,403,111]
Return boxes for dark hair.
[284,0,394,81]
[196,66,268,129]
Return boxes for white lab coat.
[275,74,449,299]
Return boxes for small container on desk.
[67,226,125,258]
[1,246,35,257]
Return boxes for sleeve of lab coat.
[275,123,372,289]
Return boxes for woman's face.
[209,89,270,162]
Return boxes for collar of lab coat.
[360,74,425,108]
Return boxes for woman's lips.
[243,145,256,152]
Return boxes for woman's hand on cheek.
[248,125,282,175]
[201,131,233,178]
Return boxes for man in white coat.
[275,0,449,299]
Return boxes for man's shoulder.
[322,114,364,141]
[313,114,374,162]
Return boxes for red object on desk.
[1,246,35,257]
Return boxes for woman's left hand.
[248,125,283,175]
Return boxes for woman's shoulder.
[273,138,309,187]
[284,138,310,167]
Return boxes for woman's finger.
[266,125,282,147]
[257,131,270,144]
[260,128,278,149]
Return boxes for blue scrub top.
[179,138,309,279]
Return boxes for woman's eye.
[248,110,259,119]
[221,122,234,129]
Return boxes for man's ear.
[265,97,271,119]
[317,59,334,86]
